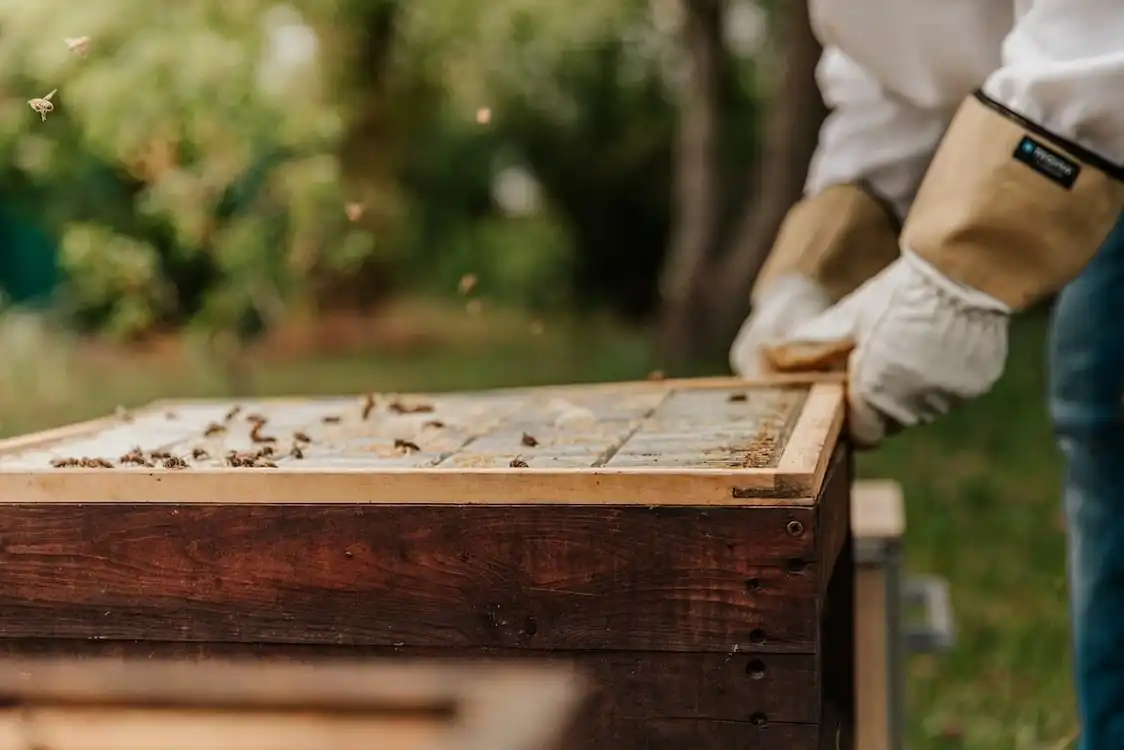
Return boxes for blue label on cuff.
[1013,136,1080,189]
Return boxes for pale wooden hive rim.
[0,375,845,505]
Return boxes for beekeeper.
[728,1,1124,745]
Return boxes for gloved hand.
[763,249,1010,447]
[729,274,832,377]
[729,183,902,378]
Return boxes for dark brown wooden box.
[0,657,584,750]
[0,375,853,750]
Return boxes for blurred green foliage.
[0,1,372,338]
[0,0,768,336]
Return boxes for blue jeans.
[1050,212,1124,749]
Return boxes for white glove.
[775,249,1011,447]
[729,275,833,377]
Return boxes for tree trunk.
[711,0,827,330]
[657,0,827,368]
[657,0,728,365]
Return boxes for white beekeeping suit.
[731,0,1124,446]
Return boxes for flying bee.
[457,273,478,296]
[65,36,90,56]
[28,89,57,122]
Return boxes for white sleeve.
[804,0,1014,218]
[804,48,951,220]
[983,0,1124,165]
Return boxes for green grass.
[0,305,1072,749]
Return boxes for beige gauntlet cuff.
[903,92,1124,310]
[752,183,902,304]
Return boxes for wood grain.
[0,645,823,726]
[776,385,846,497]
[0,466,824,505]
[816,451,856,749]
[815,448,852,589]
[0,503,821,652]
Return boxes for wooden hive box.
[0,657,584,750]
[0,375,853,750]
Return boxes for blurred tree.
[0,0,381,349]
[389,0,810,361]
[389,0,765,321]
[388,0,675,317]
[0,0,810,373]
[658,0,826,365]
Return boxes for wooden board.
[0,448,852,748]
[0,378,844,503]
[852,479,906,540]
[0,375,854,749]
[0,657,584,750]
[853,480,906,750]
[0,501,821,650]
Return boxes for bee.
[150,451,172,460]
[509,457,529,468]
[521,432,539,447]
[289,444,304,460]
[55,457,112,469]
[249,422,277,444]
[204,422,227,437]
[224,405,243,422]
[191,447,209,460]
[120,447,147,466]
[226,451,256,468]
[293,431,312,443]
[361,394,376,420]
[727,392,748,403]
[394,439,421,453]
[162,456,188,470]
[28,89,57,122]
[65,36,90,56]
[422,420,445,429]
[321,415,342,424]
[388,400,434,415]
[457,274,478,295]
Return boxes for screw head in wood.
[785,519,804,537]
